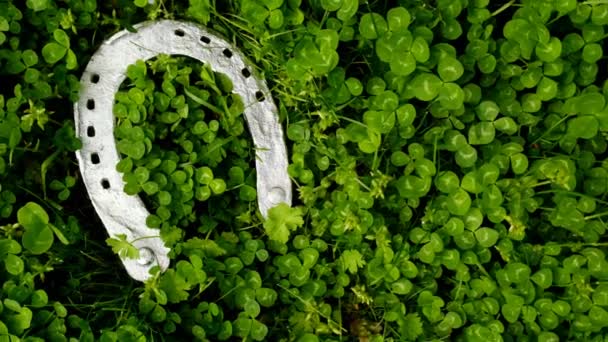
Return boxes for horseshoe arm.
[74,20,292,281]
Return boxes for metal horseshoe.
[74,20,292,282]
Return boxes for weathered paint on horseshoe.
[74,20,292,282]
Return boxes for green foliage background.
[2,0,608,341]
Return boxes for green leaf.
[400,313,423,340]
[590,305,608,327]
[0,17,7,32]
[535,37,562,62]
[390,52,416,76]
[387,7,411,31]
[42,42,68,65]
[438,56,464,82]
[478,163,499,185]
[493,117,518,135]
[391,278,413,295]
[478,54,496,73]
[510,153,528,174]
[411,36,430,62]
[468,122,495,145]
[359,13,387,40]
[568,93,605,115]
[106,234,140,260]
[337,0,358,21]
[447,189,471,216]
[439,82,465,110]
[506,262,531,284]
[593,284,608,306]
[21,50,38,67]
[263,203,304,244]
[4,254,24,275]
[461,172,482,194]
[582,43,603,63]
[345,77,363,96]
[531,268,553,289]
[18,202,54,254]
[476,101,500,121]
[340,250,365,274]
[410,73,442,101]
[435,171,460,194]
[474,228,499,248]
[264,0,283,10]
[567,116,599,139]
[256,287,278,307]
[592,4,608,25]
[250,319,268,341]
[297,334,319,342]
[502,303,522,323]
[456,145,478,168]
[159,269,190,303]
[320,0,342,11]
[49,223,69,245]
[53,29,70,47]
[26,0,49,11]
[364,110,395,134]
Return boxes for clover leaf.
[263,203,304,244]
[17,202,53,254]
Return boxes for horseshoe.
[74,20,292,282]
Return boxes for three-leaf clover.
[42,29,77,69]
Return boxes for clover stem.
[474,262,491,278]
[214,283,241,303]
[371,149,379,171]
[543,242,608,248]
[335,97,357,111]
[336,115,368,128]
[184,87,223,113]
[584,211,608,221]
[237,222,263,230]
[41,149,61,200]
[130,235,162,243]
[265,27,307,40]
[354,177,372,191]
[16,184,63,211]
[192,277,216,300]
[535,189,608,206]
[547,15,564,25]
[491,0,517,17]
[530,113,574,145]
[530,180,552,188]
[227,183,245,191]
[581,0,608,4]
[277,282,347,332]
[433,136,438,169]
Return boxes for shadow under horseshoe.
[74,20,292,282]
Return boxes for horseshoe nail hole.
[269,187,286,205]
[87,126,95,137]
[90,74,100,84]
[200,36,210,44]
[101,179,111,189]
[222,48,233,58]
[174,29,185,37]
[91,152,100,164]
[137,247,154,266]
[86,99,95,110]
[255,91,265,102]
[242,68,251,78]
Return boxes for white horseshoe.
[74,20,292,282]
